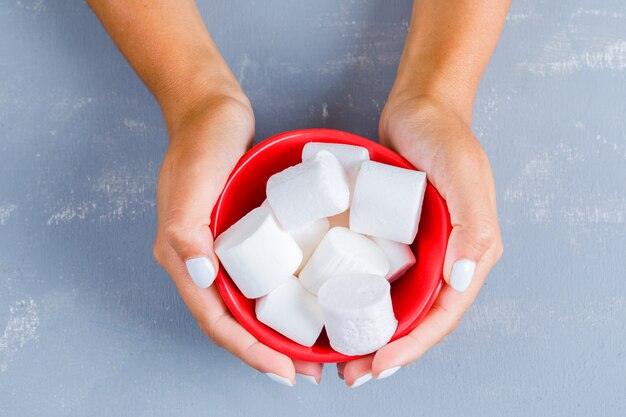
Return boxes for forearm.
[86,0,245,130]
[390,0,510,122]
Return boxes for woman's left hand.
[338,94,503,387]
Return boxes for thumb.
[382,101,502,293]
[439,149,502,293]
[443,220,500,293]
[161,138,246,288]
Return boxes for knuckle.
[448,315,463,334]
[152,238,167,266]
[208,330,224,348]
[152,243,163,265]
[495,237,504,260]
[163,211,193,249]
[432,304,464,337]
[471,221,499,252]
[239,340,258,359]
[440,313,463,337]
[200,320,222,347]
[199,312,230,349]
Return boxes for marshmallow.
[318,274,398,355]
[370,236,416,283]
[328,209,350,228]
[214,206,303,299]
[255,276,324,347]
[302,142,369,190]
[299,227,390,294]
[261,198,324,275]
[260,199,329,272]
[350,160,427,244]
[289,217,330,273]
[266,150,349,230]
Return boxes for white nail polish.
[265,373,295,387]
[185,257,216,288]
[350,372,372,388]
[298,373,320,385]
[450,259,476,292]
[376,366,401,380]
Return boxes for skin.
[87,0,508,386]
[339,0,509,386]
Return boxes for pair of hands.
[84,0,508,388]
[152,88,503,387]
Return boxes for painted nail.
[185,257,216,288]
[376,366,401,380]
[265,373,295,387]
[450,259,476,292]
[297,373,320,385]
[349,373,372,388]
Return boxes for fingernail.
[450,259,476,292]
[297,373,320,385]
[349,373,372,388]
[185,257,216,288]
[265,373,295,387]
[376,366,401,380]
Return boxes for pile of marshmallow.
[214,142,427,356]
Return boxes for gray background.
[1,0,624,415]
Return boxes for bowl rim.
[211,128,450,362]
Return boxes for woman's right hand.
[152,91,323,386]
[86,0,322,387]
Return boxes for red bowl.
[211,129,451,363]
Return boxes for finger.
[372,242,502,374]
[444,222,502,292]
[293,360,323,385]
[160,123,250,288]
[440,149,502,292]
[336,362,346,380]
[391,116,502,291]
[200,302,296,384]
[159,241,296,383]
[342,355,374,388]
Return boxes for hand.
[152,93,323,386]
[337,95,503,387]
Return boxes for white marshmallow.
[214,206,303,299]
[318,274,398,355]
[289,217,330,273]
[255,276,324,347]
[266,150,349,230]
[350,160,427,244]
[328,209,350,228]
[260,199,328,273]
[302,142,369,190]
[299,227,390,294]
[370,236,416,283]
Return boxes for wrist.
[158,68,252,137]
[389,34,479,124]
[379,93,470,151]
[388,67,475,125]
